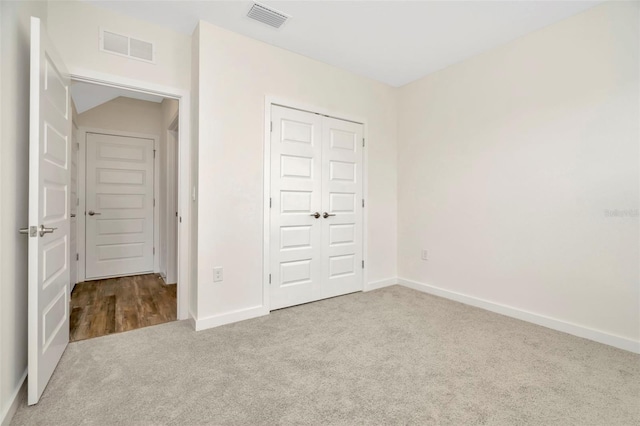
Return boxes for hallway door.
[85,132,155,279]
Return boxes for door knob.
[310,212,321,219]
[88,210,101,216]
[323,212,336,218]
[39,224,57,237]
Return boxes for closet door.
[321,117,364,299]
[270,106,323,310]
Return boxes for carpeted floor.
[11,285,640,425]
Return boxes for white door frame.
[77,128,159,280]
[165,113,179,284]
[70,70,192,321]
[262,96,369,311]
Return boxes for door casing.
[263,97,369,311]
[70,72,192,321]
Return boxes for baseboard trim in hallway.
[397,277,640,354]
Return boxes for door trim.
[78,128,159,281]
[70,70,192,322]
[262,96,369,311]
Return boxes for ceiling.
[71,82,164,114]
[86,0,602,87]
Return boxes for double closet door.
[270,105,364,310]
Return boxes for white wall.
[77,96,163,135]
[47,0,190,91]
[397,1,639,347]
[194,21,398,326]
[0,2,48,424]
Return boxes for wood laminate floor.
[70,274,177,342]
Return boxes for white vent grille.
[101,29,155,63]
[247,3,290,29]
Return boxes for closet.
[269,105,364,310]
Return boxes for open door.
[27,16,71,405]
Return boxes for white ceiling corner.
[85,0,603,87]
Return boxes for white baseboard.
[364,278,398,292]
[195,305,268,331]
[1,370,27,426]
[397,277,640,354]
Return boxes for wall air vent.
[100,29,155,63]
[247,3,290,29]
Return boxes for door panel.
[321,117,363,299]
[28,17,71,405]
[85,133,154,279]
[270,106,323,309]
[270,106,364,310]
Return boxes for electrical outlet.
[421,250,428,261]
[213,267,223,282]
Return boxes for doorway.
[69,81,180,341]
[26,17,192,404]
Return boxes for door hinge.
[153,247,155,255]
[362,199,365,208]
[153,149,156,158]
[362,260,365,269]
[153,198,156,207]
[76,142,80,149]
[269,274,271,284]
[76,253,79,261]
[362,138,365,147]
[269,197,272,208]
[270,121,273,132]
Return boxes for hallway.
[70,274,177,341]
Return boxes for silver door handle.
[88,210,101,216]
[19,228,29,234]
[323,212,336,218]
[310,212,321,219]
[39,224,57,237]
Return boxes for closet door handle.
[322,212,336,219]
[310,212,321,219]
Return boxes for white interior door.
[28,16,71,405]
[321,117,364,298]
[270,105,364,310]
[85,133,155,279]
[270,106,323,309]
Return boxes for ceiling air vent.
[100,29,155,63]
[247,3,290,29]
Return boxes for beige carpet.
[11,285,640,425]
